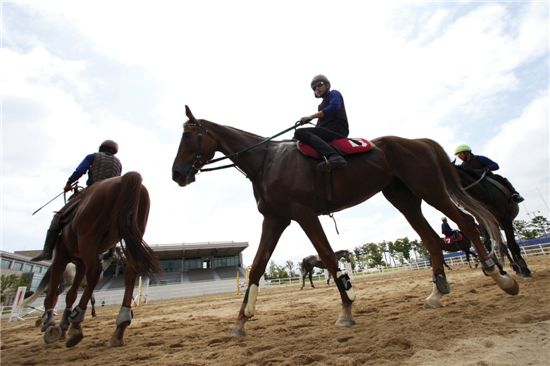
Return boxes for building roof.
[12,241,249,262]
[150,241,249,260]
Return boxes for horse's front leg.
[108,266,137,347]
[297,213,355,327]
[231,215,290,337]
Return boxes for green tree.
[285,260,295,277]
[391,237,414,263]
[513,219,538,240]
[1,274,30,303]
[529,215,550,237]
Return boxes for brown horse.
[172,106,518,336]
[301,249,352,289]
[39,171,159,347]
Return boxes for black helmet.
[310,74,331,90]
[99,139,118,154]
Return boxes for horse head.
[336,250,351,262]
[172,106,217,187]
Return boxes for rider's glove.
[64,183,72,192]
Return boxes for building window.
[23,263,33,272]
[1,258,12,269]
[213,256,239,268]
[12,261,23,271]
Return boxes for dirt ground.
[2,255,549,366]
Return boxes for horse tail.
[114,171,160,278]
[423,139,501,252]
[21,267,51,307]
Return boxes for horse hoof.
[43,326,62,344]
[229,326,246,337]
[107,338,124,347]
[66,333,84,348]
[335,318,356,327]
[502,278,520,296]
[35,318,42,328]
[423,299,443,309]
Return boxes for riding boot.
[306,135,347,170]
[500,177,524,203]
[31,218,60,262]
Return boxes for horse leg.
[41,251,72,346]
[60,261,85,339]
[382,183,450,308]
[108,266,137,347]
[422,194,519,296]
[310,271,316,288]
[66,257,101,348]
[90,293,96,317]
[296,213,355,327]
[502,221,531,277]
[231,215,290,337]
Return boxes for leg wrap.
[116,306,133,326]
[69,306,85,323]
[335,271,355,301]
[481,257,496,270]
[432,271,450,294]
[243,284,259,317]
[60,308,72,330]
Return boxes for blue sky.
[1,1,548,267]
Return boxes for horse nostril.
[172,171,180,182]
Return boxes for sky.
[1,1,549,268]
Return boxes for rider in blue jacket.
[295,74,349,170]
[455,144,524,203]
[31,140,122,262]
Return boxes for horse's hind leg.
[296,212,355,327]
[502,222,531,277]
[66,256,102,348]
[420,190,519,296]
[231,215,290,337]
[60,261,85,339]
[383,183,450,308]
[108,266,137,347]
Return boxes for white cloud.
[2,2,548,268]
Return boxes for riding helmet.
[311,74,331,90]
[454,144,471,155]
[99,139,119,154]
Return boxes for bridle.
[184,118,302,173]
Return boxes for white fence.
[265,242,550,286]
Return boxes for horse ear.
[185,105,196,122]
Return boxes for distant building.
[6,241,249,291]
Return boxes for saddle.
[443,230,463,245]
[297,138,374,159]
[296,138,374,215]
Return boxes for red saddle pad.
[297,138,374,159]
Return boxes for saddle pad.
[443,232,463,245]
[297,138,374,159]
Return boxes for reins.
[463,170,487,190]
[199,121,302,172]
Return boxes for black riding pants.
[294,127,343,157]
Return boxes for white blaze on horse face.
[244,284,259,317]
[336,271,356,301]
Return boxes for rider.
[454,144,524,203]
[441,217,458,241]
[295,74,349,170]
[31,140,122,262]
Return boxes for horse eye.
[182,132,193,139]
